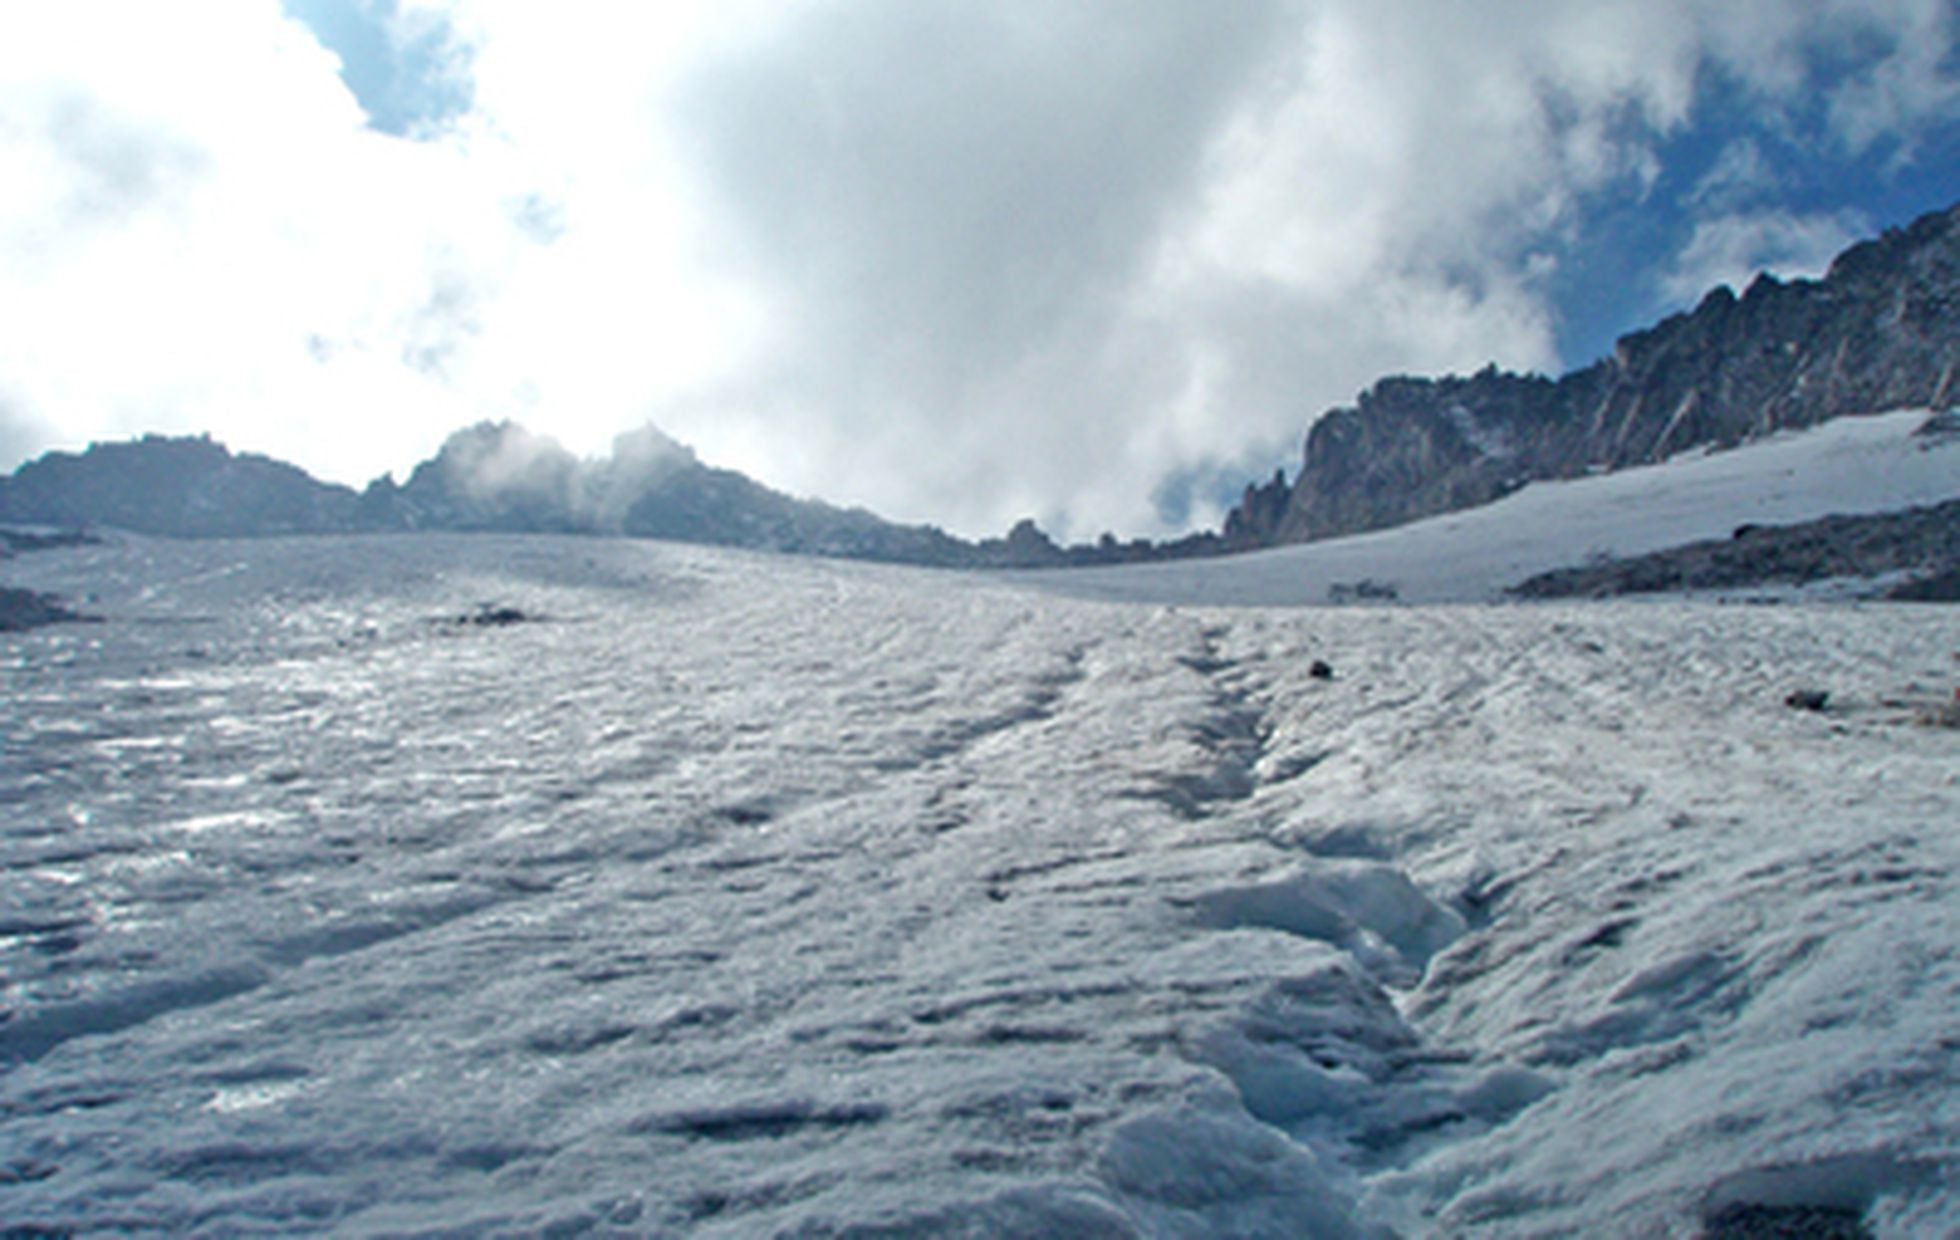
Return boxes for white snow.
[1033,408,1960,605]
[1,517,1957,1233]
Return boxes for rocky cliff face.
[1232,200,1960,544]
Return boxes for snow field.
[0,533,1956,1234]
[1040,408,1960,605]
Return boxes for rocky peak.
[1243,200,1960,545]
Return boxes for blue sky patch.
[281,0,470,137]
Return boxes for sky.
[2,2,1958,541]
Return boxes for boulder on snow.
[0,587,94,632]
[448,603,539,628]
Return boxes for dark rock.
[1700,1201,1871,1239]
[1886,565,1960,601]
[0,528,98,557]
[0,434,358,537]
[1308,659,1334,681]
[0,587,94,632]
[975,518,1067,568]
[1220,201,1960,548]
[1784,689,1831,712]
[1510,500,1960,600]
[451,604,537,628]
[1329,579,1400,603]
[0,422,986,568]
[361,421,994,567]
[1223,470,1291,549]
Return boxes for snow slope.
[1036,408,1960,606]
[2,533,1957,1235]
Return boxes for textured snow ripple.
[2,534,1957,1234]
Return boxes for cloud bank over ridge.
[3,1,1958,539]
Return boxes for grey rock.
[1228,201,1960,546]
[1508,498,1960,600]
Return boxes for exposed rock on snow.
[1511,496,1960,600]
[0,586,91,632]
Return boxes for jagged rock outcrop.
[0,435,359,537]
[1222,470,1290,549]
[369,421,978,563]
[365,421,594,534]
[1238,200,1960,544]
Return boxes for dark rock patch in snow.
[1328,579,1400,603]
[0,586,95,632]
[711,802,776,827]
[1701,1201,1872,1238]
[0,527,98,557]
[640,1099,889,1143]
[1698,1151,1918,1239]
[1511,498,1960,600]
[445,603,541,627]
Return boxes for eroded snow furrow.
[2,536,1956,1236]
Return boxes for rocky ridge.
[0,435,361,539]
[4,201,1958,575]
[0,425,1002,567]
[1224,200,1960,547]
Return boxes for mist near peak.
[408,420,702,533]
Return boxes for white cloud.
[1658,209,1871,305]
[1820,0,1959,159]
[1689,139,1778,212]
[2,2,1957,539]
[1,4,497,480]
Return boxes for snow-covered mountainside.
[1040,408,1960,606]
[3,534,1957,1235]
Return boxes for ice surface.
[2,530,1957,1235]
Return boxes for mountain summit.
[1222,200,1960,547]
